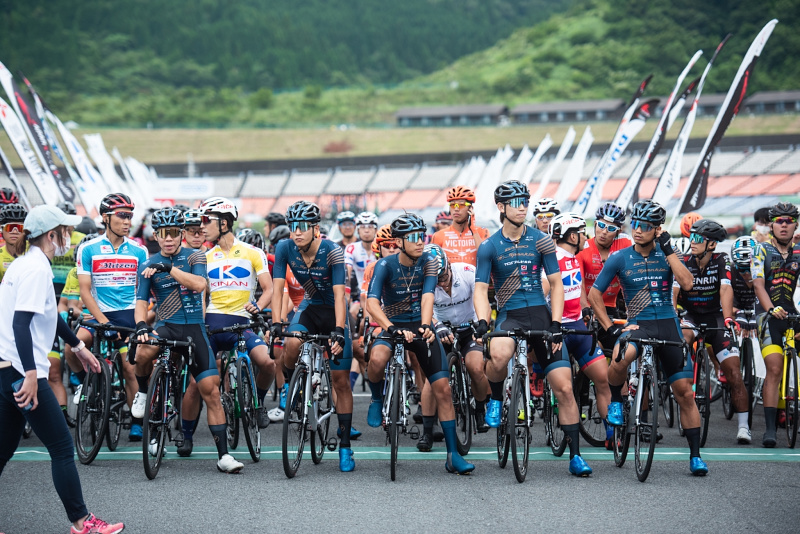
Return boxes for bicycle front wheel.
[659,368,674,428]
[142,364,167,480]
[574,371,604,447]
[105,352,125,451]
[389,365,402,481]
[786,349,799,448]
[311,363,333,465]
[543,378,566,456]
[237,358,260,462]
[696,349,712,447]
[741,337,755,428]
[634,370,659,482]
[448,353,472,456]
[510,369,530,483]
[76,363,111,465]
[282,367,308,478]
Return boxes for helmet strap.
[502,205,524,228]
[696,241,711,261]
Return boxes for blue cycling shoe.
[339,447,355,472]
[445,452,475,475]
[569,455,593,477]
[607,402,624,426]
[690,457,708,476]
[336,426,362,440]
[279,383,288,411]
[129,424,143,442]
[367,399,383,428]
[485,399,502,428]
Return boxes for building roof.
[510,99,624,114]
[745,90,800,104]
[395,104,508,119]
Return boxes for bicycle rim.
[634,371,658,482]
[143,365,167,480]
[786,350,799,448]
[311,363,332,465]
[105,353,125,451]
[510,370,529,483]
[544,379,566,456]
[219,367,239,450]
[282,368,307,478]
[697,350,711,447]
[659,369,674,428]
[449,353,471,456]
[390,365,401,481]
[742,338,755,429]
[574,372,604,447]
[237,358,260,462]
[76,365,110,465]
[612,423,630,468]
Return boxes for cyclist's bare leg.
[197,375,224,424]
[366,345,390,384]
[465,349,488,402]
[544,366,579,425]
[332,370,352,413]
[48,356,67,406]
[430,376,455,421]
[282,338,302,371]
[671,377,700,427]
[248,345,275,394]
[762,351,783,408]
[606,341,637,386]
[581,358,610,419]
[485,338,514,382]
[182,377,201,422]
[719,356,748,413]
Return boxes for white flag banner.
[0,144,32,208]
[532,126,575,201]
[554,126,594,206]
[506,144,533,183]
[475,145,514,222]
[84,133,143,208]
[112,147,153,209]
[520,134,553,192]
[54,117,109,213]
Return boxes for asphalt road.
[2,383,799,534]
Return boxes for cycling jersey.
[360,261,376,301]
[475,225,559,312]
[52,231,85,289]
[432,225,490,266]
[205,239,269,318]
[752,241,800,313]
[367,252,437,323]
[730,265,758,312]
[273,238,345,308]
[61,267,80,300]
[137,247,207,327]
[556,247,583,322]
[675,253,730,316]
[344,241,376,288]
[433,262,478,326]
[77,235,148,313]
[593,244,676,322]
[284,267,304,307]
[576,235,632,308]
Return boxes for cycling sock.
[182,419,195,441]
[563,423,580,459]
[368,379,384,402]
[135,375,149,394]
[764,407,777,434]
[736,412,749,429]
[209,424,228,458]
[256,387,269,404]
[609,382,624,403]
[489,380,504,401]
[440,419,457,454]
[422,416,435,437]
[685,427,701,458]
[338,413,352,448]
[349,371,359,390]
[474,398,485,412]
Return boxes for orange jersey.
[576,235,633,308]
[360,261,376,301]
[285,267,304,307]
[432,224,490,267]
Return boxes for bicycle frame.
[382,341,410,429]
[780,318,798,402]
[299,340,335,431]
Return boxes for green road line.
[10,446,800,462]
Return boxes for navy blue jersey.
[475,225,559,312]
[367,252,438,323]
[675,253,730,316]
[594,244,676,322]
[137,247,206,326]
[273,238,345,307]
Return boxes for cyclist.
[0,187,20,247]
[345,212,378,375]
[730,236,760,330]
[265,212,287,238]
[75,193,148,441]
[549,213,612,447]
[198,196,276,431]
[531,197,560,235]
[752,207,771,243]
[674,218,751,444]
[270,200,356,472]
[335,211,358,248]
[475,180,591,476]
[0,203,28,281]
[588,200,708,475]
[432,185,489,266]
[433,210,452,232]
[182,209,207,252]
[752,202,800,447]
[366,212,474,475]
[130,207,244,473]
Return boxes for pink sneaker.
[70,513,124,534]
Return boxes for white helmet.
[671,237,692,255]
[549,212,585,240]
[355,211,379,227]
[533,197,560,215]
[198,196,238,220]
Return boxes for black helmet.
[236,228,265,250]
[0,187,18,205]
[690,219,727,242]
[596,202,626,226]
[390,213,426,237]
[494,180,530,204]
[265,212,287,225]
[630,200,666,225]
[285,201,321,224]
[768,202,799,220]
[269,225,291,244]
[74,216,98,235]
[183,209,202,227]
[99,193,134,214]
[78,232,99,249]
[0,203,28,223]
[151,207,185,230]
[57,201,77,215]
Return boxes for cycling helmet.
[183,209,202,227]
[680,212,703,238]
[285,200,321,224]
[355,211,379,227]
[435,210,452,224]
[447,185,476,203]
[99,193,134,215]
[0,203,28,223]
[336,211,356,224]
[549,213,586,241]
[78,232,99,248]
[423,243,450,277]
[671,237,692,255]
[151,207,185,230]
[74,216,97,235]
[237,228,265,250]
[390,213,426,237]
[172,203,190,212]
[690,219,727,242]
[732,236,757,267]
[268,224,291,244]
[374,224,394,247]
[494,180,530,204]
[0,187,19,205]
[595,202,625,226]
[57,201,77,215]
[265,212,286,225]
[198,196,238,220]
[768,202,799,220]
[630,200,666,225]
[533,197,560,215]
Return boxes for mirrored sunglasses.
[631,220,655,232]
[381,242,399,250]
[449,201,472,209]
[156,227,182,239]
[772,217,797,225]
[289,221,313,232]
[535,212,555,220]
[201,215,219,225]
[689,233,706,243]
[405,232,425,243]
[112,211,134,220]
[596,220,620,233]
[2,222,24,233]
[507,197,530,209]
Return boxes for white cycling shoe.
[130,392,147,419]
[217,454,244,474]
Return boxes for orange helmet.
[680,212,703,238]
[372,224,394,257]
[447,185,476,203]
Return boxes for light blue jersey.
[76,235,148,313]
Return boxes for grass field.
[1,115,799,167]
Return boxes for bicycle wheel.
[496,401,510,468]
[612,422,630,468]
[220,366,239,450]
[105,352,126,451]
[660,375,674,428]
[282,366,307,478]
[389,365,402,481]
[722,383,734,420]
[311,363,332,465]
[142,364,167,480]
[786,349,799,448]
[237,358,261,462]
[696,348,712,447]
[573,372,604,447]
[510,369,530,483]
[741,337,755,429]
[634,370,659,482]
[448,353,472,456]
[76,363,111,465]
[543,378,566,456]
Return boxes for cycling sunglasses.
[338,221,355,228]
[289,221,314,232]
[631,220,655,232]
[596,220,620,233]
[201,215,219,225]
[535,212,555,220]
[506,197,530,209]
[689,233,706,243]
[185,228,204,236]
[2,222,23,233]
[112,211,134,220]
[772,216,797,225]
[404,231,425,243]
[449,201,472,209]
[156,227,182,239]
[381,242,399,250]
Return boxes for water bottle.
[628,376,639,400]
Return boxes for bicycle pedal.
[326,437,338,451]
[409,425,420,440]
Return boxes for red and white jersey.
[345,241,376,288]
[556,246,583,322]
[576,234,632,308]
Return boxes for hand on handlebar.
[270,321,287,339]
[329,326,346,356]
[435,323,454,345]
[769,306,788,320]
[419,324,435,344]
[135,321,152,343]
[549,321,563,353]
[472,319,489,340]
[724,317,741,335]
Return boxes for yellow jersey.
[61,266,81,301]
[0,244,24,282]
[205,239,269,317]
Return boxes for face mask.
[756,224,770,235]
[52,230,71,257]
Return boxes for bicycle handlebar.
[207,315,267,335]
[75,318,136,334]
[483,329,554,343]
[615,336,686,362]
[131,336,195,350]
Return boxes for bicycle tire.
[510,369,530,483]
[573,371,605,447]
[697,348,712,448]
[741,337,755,429]
[543,377,567,456]
[282,366,308,478]
[105,352,125,451]
[786,348,799,448]
[496,402,510,468]
[612,422,630,468]
[634,369,659,482]
[448,353,472,456]
[311,362,333,465]
[174,355,187,433]
[142,364,167,480]
[76,363,111,465]
[389,365,401,481]
[722,384,734,420]
[237,358,261,463]
[660,376,674,428]
[220,365,239,450]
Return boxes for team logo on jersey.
[792,262,799,270]
[562,270,581,287]
[651,281,658,287]
[208,265,250,280]
[625,270,633,276]
[213,252,225,260]
[100,245,113,254]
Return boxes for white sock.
[737,412,749,429]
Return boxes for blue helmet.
[183,209,202,227]
[336,211,356,224]
[596,202,625,226]
[630,200,666,225]
[423,243,449,276]
[390,213,426,237]
[151,207,185,230]
[494,180,530,204]
[286,201,321,224]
